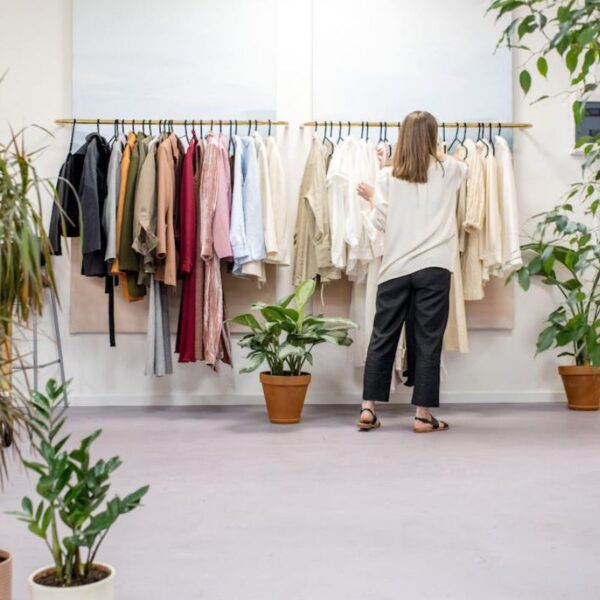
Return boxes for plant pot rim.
[260,371,311,377]
[0,549,11,563]
[558,365,600,374]
[28,562,114,590]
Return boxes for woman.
[356,110,466,433]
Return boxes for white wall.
[0,0,580,405]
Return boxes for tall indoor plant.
[9,379,149,600]
[231,279,357,424]
[489,0,600,409]
[0,98,62,598]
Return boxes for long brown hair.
[392,110,439,183]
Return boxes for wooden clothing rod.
[55,118,289,126]
[303,121,532,129]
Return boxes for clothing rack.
[303,121,532,129]
[55,118,289,127]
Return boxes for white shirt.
[366,156,467,285]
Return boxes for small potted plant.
[9,379,149,599]
[231,279,357,424]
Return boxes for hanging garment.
[212,134,233,261]
[103,134,126,264]
[155,133,181,287]
[252,132,278,262]
[145,276,173,377]
[175,135,198,363]
[327,138,351,271]
[461,139,486,301]
[199,133,232,370]
[111,132,139,301]
[194,139,206,362]
[234,136,266,280]
[495,135,522,275]
[347,138,383,366]
[480,140,502,281]
[293,134,340,285]
[346,139,379,282]
[118,132,147,298]
[132,136,160,281]
[50,133,110,275]
[264,136,289,265]
[454,144,468,253]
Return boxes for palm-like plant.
[0,99,60,483]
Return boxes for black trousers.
[362,267,451,407]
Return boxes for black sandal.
[357,408,381,431]
[413,415,449,433]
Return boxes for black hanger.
[247,120,252,136]
[322,121,328,143]
[184,120,189,143]
[360,121,364,139]
[219,120,223,134]
[314,121,318,133]
[488,122,495,155]
[255,119,259,132]
[365,122,370,142]
[448,123,460,153]
[268,119,272,137]
[148,120,153,136]
[235,120,238,136]
[442,122,447,151]
[347,121,351,137]
[132,119,136,133]
[200,120,204,138]
[96,119,100,135]
[378,122,383,144]
[497,122,502,137]
[69,119,76,153]
[337,121,343,144]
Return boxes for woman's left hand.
[357,182,374,201]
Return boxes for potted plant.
[489,0,600,409]
[231,279,357,424]
[9,379,149,599]
[1,92,63,599]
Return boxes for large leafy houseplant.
[231,279,357,375]
[9,379,149,588]
[0,110,61,482]
[488,0,600,366]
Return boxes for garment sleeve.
[362,169,389,233]
[79,139,102,255]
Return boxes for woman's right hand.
[357,182,374,202]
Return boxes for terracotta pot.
[0,549,12,600]
[558,365,600,411]
[259,372,311,424]
[29,563,114,600]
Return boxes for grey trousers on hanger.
[363,267,451,407]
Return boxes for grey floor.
[1,403,599,600]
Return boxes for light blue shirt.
[231,136,266,274]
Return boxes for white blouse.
[366,156,467,285]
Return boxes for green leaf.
[578,27,596,47]
[536,326,556,353]
[277,292,295,308]
[21,497,33,515]
[240,353,265,374]
[536,56,548,78]
[573,100,586,126]
[566,46,581,73]
[519,69,532,94]
[230,313,261,331]
[294,279,316,311]
[517,267,531,291]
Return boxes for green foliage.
[8,380,149,586]
[489,0,600,365]
[231,279,357,376]
[0,78,66,483]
